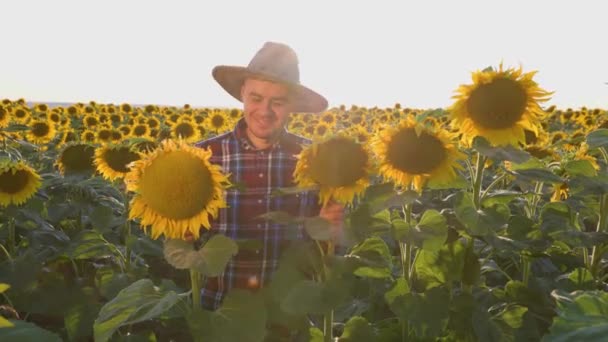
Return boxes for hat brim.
[212,65,328,113]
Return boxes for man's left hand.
[319,199,345,241]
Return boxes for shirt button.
[258,173,264,178]
[257,224,262,228]
[257,199,263,204]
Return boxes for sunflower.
[0,105,10,128]
[171,119,200,143]
[56,143,97,176]
[95,144,141,181]
[80,129,96,143]
[131,123,150,138]
[314,122,331,139]
[0,160,42,207]
[319,111,337,127]
[228,108,242,121]
[12,107,31,124]
[294,135,372,206]
[131,138,158,153]
[118,124,132,136]
[124,139,230,240]
[59,130,78,146]
[26,120,57,144]
[83,114,99,129]
[146,117,161,129]
[550,183,569,202]
[96,126,113,144]
[449,63,552,146]
[372,117,465,192]
[205,112,230,133]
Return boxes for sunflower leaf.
[472,136,531,163]
[338,316,376,341]
[544,290,608,342]
[586,129,608,149]
[163,235,238,277]
[0,320,61,341]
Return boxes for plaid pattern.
[195,118,320,310]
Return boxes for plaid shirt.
[194,118,320,310]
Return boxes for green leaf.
[586,129,608,149]
[349,237,392,275]
[415,209,448,251]
[386,287,450,338]
[89,204,115,230]
[309,327,324,342]
[65,301,103,341]
[93,279,183,342]
[384,277,410,307]
[281,277,351,315]
[510,168,563,184]
[498,305,528,329]
[304,216,332,240]
[338,316,375,341]
[95,267,136,299]
[0,283,9,293]
[564,160,597,177]
[0,320,62,341]
[472,136,531,163]
[455,192,509,236]
[205,290,268,342]
[415,240,465,289]
[544,290,608,342]
[163,235,238,277]
[67,230,115,260]
[3,123,31,132]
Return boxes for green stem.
[480,172,507,202]
[472,153,486,210]
[7,217,15,255]
[522,255,530,286]
[123,193,131,271]
[190,268,202,313]
[323,241,335,342]
[591,194,608,276]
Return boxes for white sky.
[1,0,606,109]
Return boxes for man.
[195,41,344,310]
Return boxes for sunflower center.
[175,123,195,138]
[466,77,528,130]
[60,144,96,173]
[103,147,141,173]
[133,126,147,136]
[0,169,30,194]
[387,128,446,174]
[139,150,215,220]
[98,130,112,141]
[211,115,225,128]
[308,138,368,187]
[31,122,50,137]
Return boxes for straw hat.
[212,42,328,113]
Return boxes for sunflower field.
[2,64,608,341]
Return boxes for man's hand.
[319,199,345,242]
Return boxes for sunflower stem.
[7,216,15,256]
[323,241,335,342]
[190,268,202,313]
[123,192,131,271]
[591,194,608,277]
[472,153,486,210]
[480,172,507,202]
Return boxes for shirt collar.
[232,118,288,151]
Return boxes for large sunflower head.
[372,117,465,192]
[56,142,96,176]
[125,139,230,240]
[0,160,42,207]
[448,63,553,146]
[294,135,372,206]
[94,143,142,181]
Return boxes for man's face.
[240,78,293,141]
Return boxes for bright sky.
[1,0,606,110]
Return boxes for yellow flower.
[319,111,337,127]
[205,112,230,133]
[96,126,113,144]
[125,139,230,240]
[0,160,41,207]
[56,143,96,176]
[95,144,142,181]
[12,107,31,124]
[294,135,372,206]
[551,183,568,202]
[372,117,465,192]
[83,114,100,129]
[0,105,10,128]
[131,124,150,138]
[80,129,97,143]
[171,118,201,143]
[449,63,552,146]
[26,120,56,144]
